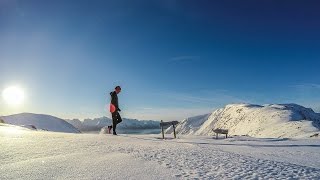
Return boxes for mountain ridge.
[166,103,320,138]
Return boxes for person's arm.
[110,92,120,111]
[115,94,120,111]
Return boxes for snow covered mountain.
[165,113,211,135]
[166,103,320,138]
[66,117,160,131]
[1,113,80,133]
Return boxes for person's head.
[115,86,121,94]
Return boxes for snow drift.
[166,103,320,138]
[1,113,80,133]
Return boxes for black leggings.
[111,111,122,132]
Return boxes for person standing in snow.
[109,86,122,135]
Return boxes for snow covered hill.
[1,113,80,133]
[66,117,160,131]
[165,113,211,135]
[166,103,320,138]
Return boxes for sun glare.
[2,86,25,106]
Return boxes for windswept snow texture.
[1,113,80,133]
[66,117,159,131]
[168,104,320,138]
[0,126,320,179]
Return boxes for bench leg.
[226,134,227,138]
[173,124,176,139]
[216,133,218,139]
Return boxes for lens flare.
[2,86,25,106]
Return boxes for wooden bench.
[212,128,228,139]
[160,120,179,139]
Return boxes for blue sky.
[1,0,320,120]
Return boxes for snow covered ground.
[1,123,320,179]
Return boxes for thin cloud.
[156,0,180,13]
[291,84,320,90]
[170,56,200,62]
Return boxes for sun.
[2,86,25,106]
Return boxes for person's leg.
[107,125,112,134]
[112,112,117,135]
